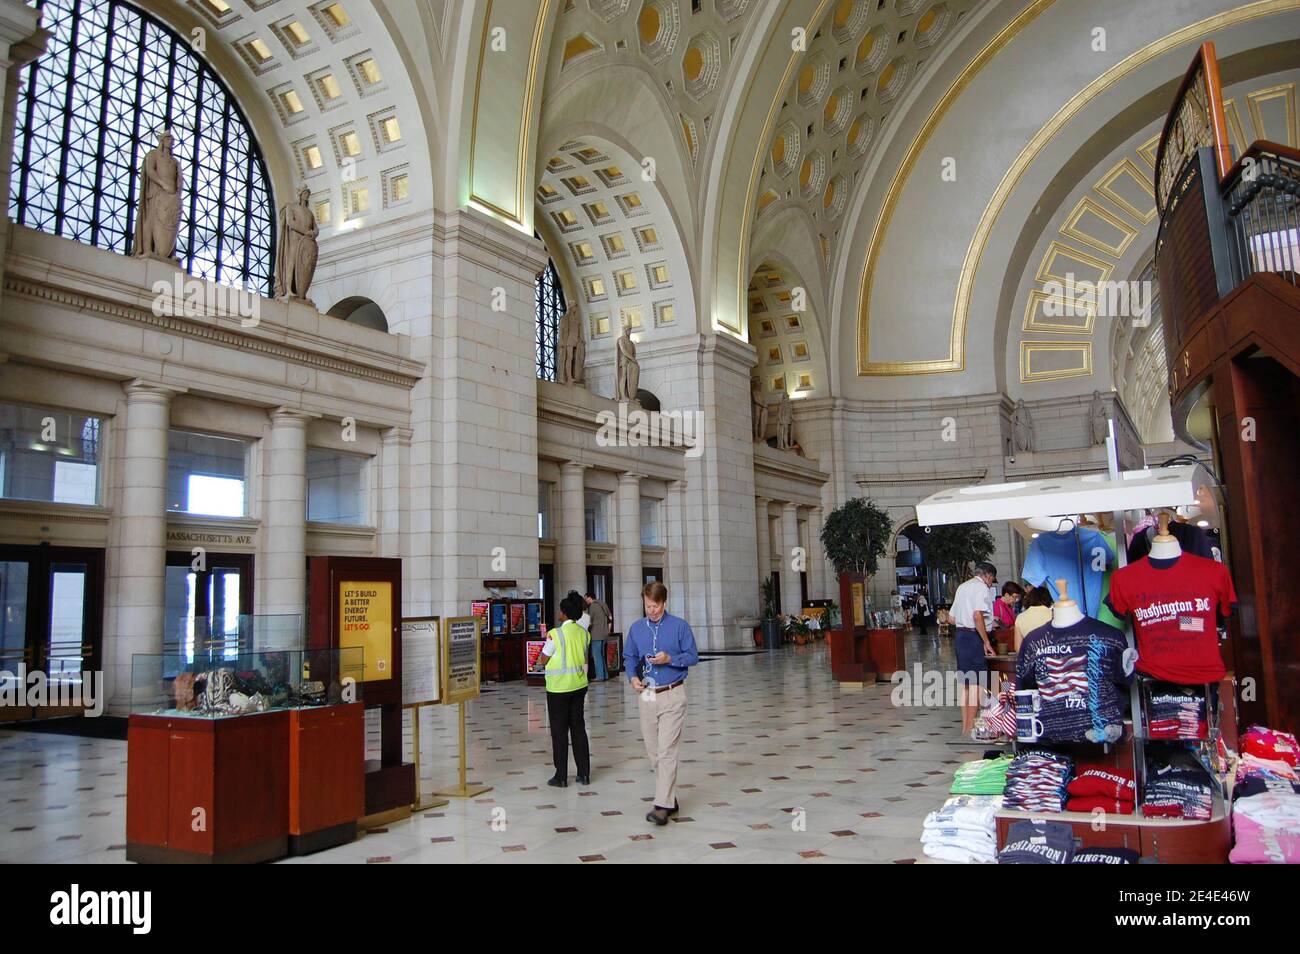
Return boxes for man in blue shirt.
[624,580,699,825]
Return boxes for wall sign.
[339,580,393,683]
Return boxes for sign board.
[525,639,545,672]
[442,616,481,705]
[401,616,441,705]
[339,580,393,683]
[851,582,866,627]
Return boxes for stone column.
[780,501,802,616]
[557,460,588,596]
[109,379,182,713]
[378,426,411,559]
[615,471,643,633]
[262,408,315,621]
[807,505,826,601]
[664,479,685,594]
[755,496,771,605]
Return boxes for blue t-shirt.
[1021,527,1114,616]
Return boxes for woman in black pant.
[531,590,591,788]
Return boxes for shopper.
[1013,585,1054,651]
[916,588,931,635]
[950,562,998,736]
[993,581,1024,633]
[531,590,591,788]
[625,581,699,825]
[585,591,612,681]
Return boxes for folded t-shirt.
[1233,775,1300,800]
[1241,726,1300,767]
[1073,847,1140,865]
[997,820,1076,864]
[1066,796,1134,815]
[1229,792,1300,864]
[1067,765,1136,801]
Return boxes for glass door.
[164,553,253,663]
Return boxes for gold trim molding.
[1019,341,1092,383]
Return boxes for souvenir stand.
[916,428,1234,862]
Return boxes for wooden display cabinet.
[288,703,364,855]
[127,710,289,864]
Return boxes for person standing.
[585,591,612,681]
[950,562,998,736]
[624,581,699,825]
[531,590,591,788]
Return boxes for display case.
[126,647,363,863]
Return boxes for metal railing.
[1222,142,1300,290]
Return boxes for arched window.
[10,0,275,294]
[535,257,566,381]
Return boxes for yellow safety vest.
[544,620,590,693]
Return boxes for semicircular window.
[10,0,275,295]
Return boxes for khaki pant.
[638,682,688,809]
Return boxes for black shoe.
[666,800,679,816]
[547,776,568,788]
[646,807,669,826]
[576,775,591,786]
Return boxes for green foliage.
[820,498,892,577]
[760,576,779,619]
[922,522,997,582]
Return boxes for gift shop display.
[921,794,1002,864]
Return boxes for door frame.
[164,551,254,653]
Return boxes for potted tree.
[820,498,891,681]
[760,576,781,650]
[920,521,996,600]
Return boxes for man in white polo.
[950,561,998,736]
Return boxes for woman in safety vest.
[532,590,591,787]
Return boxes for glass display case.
[162,612,304,664]
[130,645,362,717]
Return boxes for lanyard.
[644,616,663,686]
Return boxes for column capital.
[270,406,322,426]
[618,471,644,485]
[123,378,186,403]
[560,459,590,474]
[381,425,413,446]
[780,500,799,515]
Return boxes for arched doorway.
[326,297,389,332]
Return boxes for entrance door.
[164,552,253,661]
[539,563,555,632]
[0,544,104,715]
[586,565,613,628]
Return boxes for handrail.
[1220,139,1300,189]
[1154,41,1232,213]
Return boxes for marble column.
[664,479,685,595]
[616,472,643,633]
[262,408,315,622]
[780,502,802,616]
[109,379,182,713]
[807,506,826,601]
[378,426,411,559]
[755,496,771,606]
[557,460,587,597]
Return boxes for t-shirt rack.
[916,448,1235,862]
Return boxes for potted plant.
[820,497,892,591]
[921,521,996,600]
[784,614,812,646]
[760,576,781,649]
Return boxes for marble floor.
[0,635,988,864]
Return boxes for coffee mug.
[1016,714,1045,742]
[1014,688,1041,715]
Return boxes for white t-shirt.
[951,577,993,630]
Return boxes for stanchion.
[404,701,450,811]
[433,701,491,798]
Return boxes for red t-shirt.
[1107,554,1235,684]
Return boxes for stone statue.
[1088,390,1108,446]
[615,323,639,402]
[1011,398,1034,453]
[750,377,768,443]
[776,390,794,451]
[275,185,319,301]
[132,131,182,262]
[556,308,586,386]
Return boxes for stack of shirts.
[1143,749,1214,820]
[1072,847,1140,864]
[921,794,1003,864]
[950,755,1013,796]
[1065,763,1136,815]
[1230,726,1300,864]
[1003,750,1074,813]
[1147,683,1207,740]
[1240,725,1299,767]
[996,819,1075,864]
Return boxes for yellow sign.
[339,580,393,683]
[442,616,481,705]
[851,582,865,627]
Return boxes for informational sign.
[339,580,393,683]
[509,602,526,634]
[490,603,507,635]
[851,582,866,627]
[442,616,481,704]
[401,617,441,705]
[525,639,545,672]
[526,601,542,633]
[471,600,490,632]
